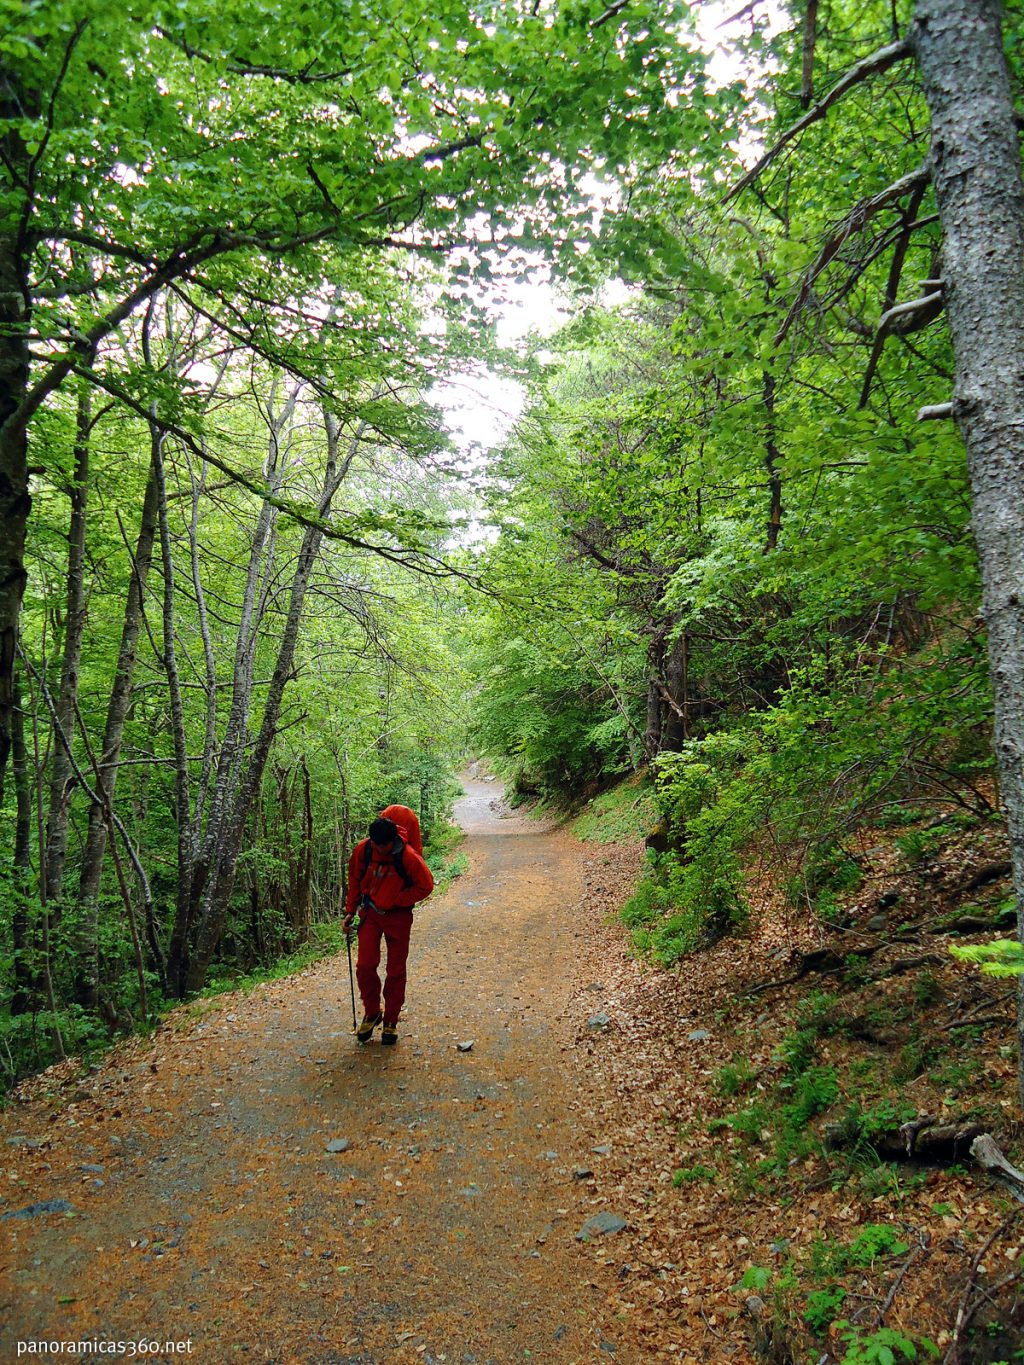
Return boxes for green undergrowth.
[572,773,657,844]
[692,969,1023,1358]
[423,817,470,897]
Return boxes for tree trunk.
[0,65,32,803]
[72,452,160,1008]
[762,371,783,552]
[11,666,36,1014]
[645,633,665,760]
[911,0,1024,1105]
[183,505,330,991]
[165,382,298,995]
[43,372,93,905]
[662,630,688,751]
[182,411,347,993]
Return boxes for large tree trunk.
[72,452,160,1009]
[0,66,32,803]
[911,0,1024,1104]
[43,373,93,905]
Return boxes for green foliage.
[835,1323,939,1365]
[739,1266,772,1293]
[714,1059,757,1098]
[804,1285,847,1335]
[847,1225,911,1267]
[950,939,1024,977]
[672,1163,716,1186]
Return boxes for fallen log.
[970,1133,1024,1204]
[952,860,1012,895]
[866,952,944,982]
[939,914,1007,935]
[825,1113,985,1162]
[747,943,880,995]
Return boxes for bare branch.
[154,27,356,84]
[858,176,929,405]
[723,39,913,205]
[775,161,930,344]
[717,0,763,27]
[917,401,954,421]
[591,0,631,31]
[877,288,943,333]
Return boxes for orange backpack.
[378,804,423,856]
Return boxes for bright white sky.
[432,0,783,457]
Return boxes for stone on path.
[587,1012,611,1030]
[325,1138,351,1153]
[2,1200,75,1220]
[576,1211,627,1240]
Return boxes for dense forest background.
[3,0,1024,1097]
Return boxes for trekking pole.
[345,920,357,1031]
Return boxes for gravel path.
[2,779,637,1365]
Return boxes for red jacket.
[345,838,434,915]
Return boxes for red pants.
[355,907,413,1023]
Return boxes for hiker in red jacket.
[343,806,433,1045]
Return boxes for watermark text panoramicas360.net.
[17,1341,193,1357]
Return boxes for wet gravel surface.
[2,779,638,1364]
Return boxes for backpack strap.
[393,843,414,890]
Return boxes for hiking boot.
[355,1011,382,1042]
[381,1022,399,1046]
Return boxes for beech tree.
[0,0,708,796]
[721,0,1024,1100]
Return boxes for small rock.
[542,1150,558,1160]
[456,1040,475,1052]
[599,1342,617,1356]
[572,1168,594,1181]
[325,1139,351,1154]
[576,1211,627,1240]
[866,914,888,932]
[79,1163,105,1174]
[587,1012,611,1030]
[5,1136,43,1149]
[878,891,901,910]
[687,1029,711,1042]
[745,1295,765,1319]
[1,1200,75,1221]
[591,1144,612,1156]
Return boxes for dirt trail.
[2,779,638,1365]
